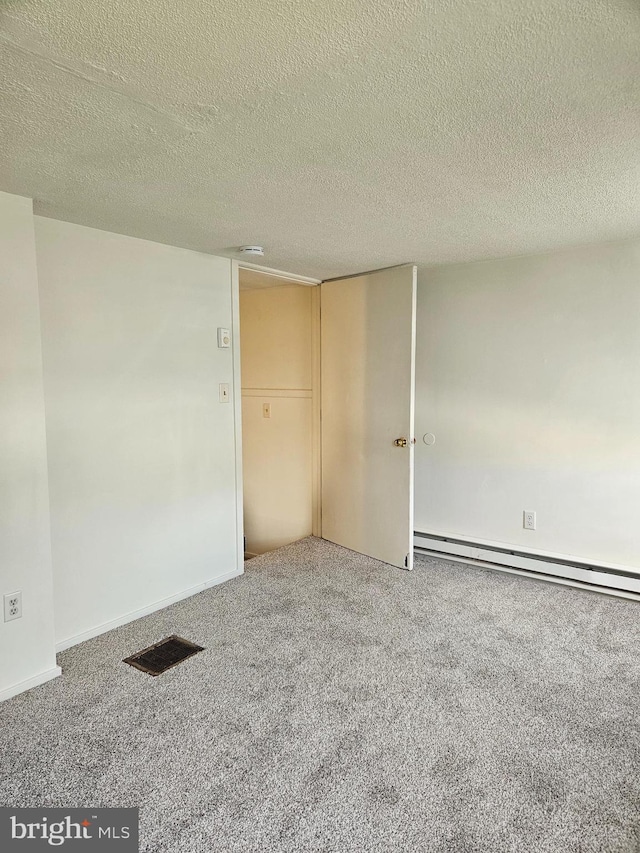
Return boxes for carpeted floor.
[1,537,640,852]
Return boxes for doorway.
[238,268,321,557]
[235,262,417,570]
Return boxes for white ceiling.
[1,0,639,280]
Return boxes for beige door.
[320,265,417,569]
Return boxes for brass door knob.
[393,438,408,447]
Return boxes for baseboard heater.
[414,532,640,601]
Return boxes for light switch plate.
[217,328,231,348]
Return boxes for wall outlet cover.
[4,591,22,622]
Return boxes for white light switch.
[217,328,231,348]
[263,402,271,418]
[219,383,230,403]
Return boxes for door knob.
[393,438,408,447]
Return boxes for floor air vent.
[123,635,205,676]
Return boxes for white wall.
[415,239,640,570]
[240,284,317,555]
[0,193,59,700]
[35,218,241,649]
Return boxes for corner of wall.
[0,191,58,701]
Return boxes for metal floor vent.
[123,635,205,676]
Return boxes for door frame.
[231,261,244,574]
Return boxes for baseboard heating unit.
[414,532,640,602]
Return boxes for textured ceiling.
[1,0,639,279]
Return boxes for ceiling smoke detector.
[239,245,265,257]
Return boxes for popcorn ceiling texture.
[0,1,639,278]
[1,537,640,851]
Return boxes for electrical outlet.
[263,402,271,419]
[4,591,22,622]
[523,510,536,531]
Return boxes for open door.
[321,264,417,569]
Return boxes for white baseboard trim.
[414,529,639,574]
[0,665,62,703]
[414,531,640,600]
[55,567,244,652]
